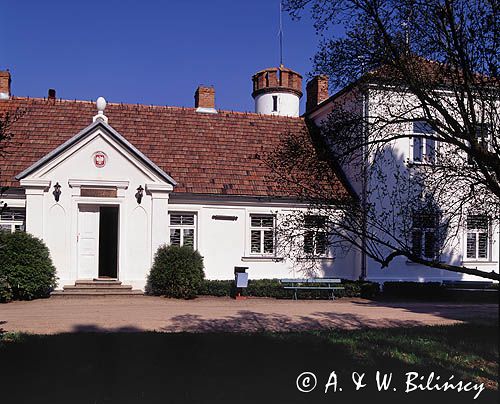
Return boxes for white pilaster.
[20,179,51,239]
[146,183,173,261]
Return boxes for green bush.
[382,281,445,299]
[0,231,57,300]
[248,279,289,298]
[197,279,234,297]
[0,275,13,303]
[147,245,205,299]
[198,278,379,299]
[360,282,380,298]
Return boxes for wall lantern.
[135,185,144,204]
[53,182,62,202]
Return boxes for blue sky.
[1,0,321,112]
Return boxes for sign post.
[234,266,249,300]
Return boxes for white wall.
[17,124,360,290]
[364,88,499,282]
[254,92,300,117]
[308,85,499,283]
[168,198,360,282]
[20,127,172,290]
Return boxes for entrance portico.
[77,204,119,280]
[15,102,176,290]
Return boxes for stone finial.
[93,96,108,123]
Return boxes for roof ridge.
[5,96,305,120]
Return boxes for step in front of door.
[51,280,144,297]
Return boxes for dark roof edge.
[170,192,309,205]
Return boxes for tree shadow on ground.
[160,310,427,332]
[71,324,145,333]
[0,324,497,404]
[348,300,498,324]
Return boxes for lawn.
[0,323,497,404]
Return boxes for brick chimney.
[195,86,216,113]
[306,75,329,112]
[0,70,11,100]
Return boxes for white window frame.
[0,220,24,233]
[410,121,437,164]
[464,214,490,261]
[249,214,276,256]
[168,212,197,249]
[0,205,26,233]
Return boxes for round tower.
[252,65,302,117]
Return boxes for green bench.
[280,278,345,300]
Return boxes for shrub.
[197,279,234,297]
[0,275,13,303]
[198,278,380,299]
[360,282,380,298]
[382,281,445,299]
[0,231,57,300]
[247,279,286,298]
[147,245,205,299]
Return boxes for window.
[412,121,436,163]
[0,207,25,233]
[169,213,196,248]
[468,123,491,164]
[411,210,438,259]
[303,215,327,256]
[272,95,278,112]
[466,214,489,260]
[250,214,275,255]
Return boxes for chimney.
[194,86,217,113]
[306,75,329,112]
[48,88,56,100]
[0,70,11,100]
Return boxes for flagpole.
[279,0,283,66]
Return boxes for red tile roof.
[0,97,349,199]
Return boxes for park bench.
[280,278,345,300]
[442,280,498,292]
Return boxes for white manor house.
[0,65,498,291]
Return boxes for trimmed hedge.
[147,245,205,299]
[198,278,497,302]
[197,279,236,297]
[382,281,445,299]
[0,231,57,301]
[198,279,380,299]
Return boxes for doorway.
[98,206,119,278]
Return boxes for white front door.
[78,205,100,279]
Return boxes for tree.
[269,0,499,280]
[0,108,25,215]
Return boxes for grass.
[0,323,497,404]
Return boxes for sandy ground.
[0,296,497,334]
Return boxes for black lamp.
[135,185,144,204]
[53,182,61,202]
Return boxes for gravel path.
[0,296,497,334]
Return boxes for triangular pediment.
[16,120,177,187]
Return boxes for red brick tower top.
[252,65,303,98]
